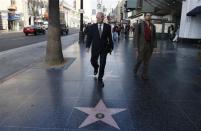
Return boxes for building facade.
[0,0,48,31]
[0,0,10,30]
[179,0,201,39]
[0,0,86,30]
[113,0,201,40]
[60,0,80,28]
[113,0,125,23]
[27,0,48,26]
[112,0,184,37]
[0,0,28,30]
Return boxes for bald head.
[96,12,104,24]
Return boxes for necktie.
[98,24,102,38]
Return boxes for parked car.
[60,24,69,35]
[42,21,48,30]
[23,25,46,36]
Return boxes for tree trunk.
[46,0,64,66]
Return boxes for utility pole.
[79,0,84,43]
[124,0,128,19]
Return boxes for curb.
[0,30,23,34]
[0,33,79,57]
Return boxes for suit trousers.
[91,51,108,80]
[135,42,153,76]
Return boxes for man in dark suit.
[86,12,113,87]
[134,13,157,80]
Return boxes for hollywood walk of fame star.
[74,99,126,130]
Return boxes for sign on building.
[127,0,137,9]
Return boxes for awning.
[8,13,20,21]
[127,0,137,10]
[187,6,201,16]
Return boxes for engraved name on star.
[74,99,126,130]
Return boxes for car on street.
[23,25,46,36]
[60,24,69,35]
[42,21,48,30]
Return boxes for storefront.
[8,12,21,30]
[0,11,8,30]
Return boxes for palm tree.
[46,0,64,66]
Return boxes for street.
[0,28,79,52]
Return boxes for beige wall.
[114,0,124,23]
[0,0,10,29]
[0,0,11,11]
[76,0,80,12]
[61,1,80,28]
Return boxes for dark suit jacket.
[86,23,113,54]
[134,21,157,52]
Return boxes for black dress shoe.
[133,68,138,74]
[141,74,149,80]
[98,79,104,88]
[94,68,98,75]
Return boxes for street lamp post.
[124,0,128,19]
[79,0,84,43]
[120,6,123,21]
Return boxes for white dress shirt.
[98,23,104,32]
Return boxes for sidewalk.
[0,33,79,82]
[0,37,201,131]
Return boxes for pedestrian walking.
[86,12,113,87]
[134,13,157,80]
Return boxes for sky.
[64,0,119,17]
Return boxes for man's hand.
[86,48,90,53]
